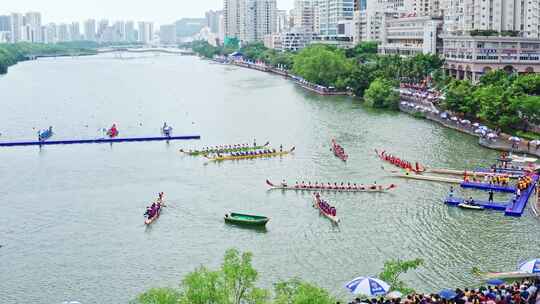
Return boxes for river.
[0,53,538,304]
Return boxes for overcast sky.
[1,0,294,25]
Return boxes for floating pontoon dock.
[0,135,201,147]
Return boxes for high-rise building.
[137,22,154,43]
[241,0,277,42]
[294,0,315,32]
[10,13,24,42]
[70,22,81,41]
[125,21,137,42]
[317,0,355,36]
[160,24,177,44]
[276,10,289,33]
[224,0,277,42]
[0,15,10,32]
[98,19,109,39]
[57,23,70,42]
[441,0,539,38]
[412,0,440,17]
[84,19,96,41]
[113,21,126,41]
[42,23,57,43]
[206,10,223,34]
[224,0,242,39]
[24,11,42,42]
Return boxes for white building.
[317,0,355,36]
[442,35,540,82]
[378,15,443,55]
[42,23,57,43]
[125,21,137,42]
[206,10,223,34]
[57,23,70,42]
[224,0,277,42]
[241,0,277,42]
[224,0,242,39]
[70,22,81,41]
[264,27,315,51]
[441,0,539,38]
[113,21,126,41]
[138,22,154,44]
[293,0,315,32]
[84,19,96,41]
[160,24,177,44]
[276,10,289,33]
[10,13,24,42]
[98,19,109,39]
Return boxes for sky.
[1,0,294,25]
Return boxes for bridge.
[97,47,195,55]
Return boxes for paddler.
[281,179,287,187]
[253,139,257,147]
[280,145,283,152]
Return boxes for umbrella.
[433,110,440,115]
[518,258,540,273]
[509,136,521,142]
[451,116,458,121]
[439,289,457,300]
[487,133,498,139]
[386,291,403,299]
[472,122,480,127]
[440,113,448,119]
[460,119,471,124]
[475,129,487,135]
[530,140,540,145]
[400,102,407,106]
[345,277,390,296]
[487,279,505,286]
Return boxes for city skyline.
[0,0,295,25]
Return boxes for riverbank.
[223,59,351,96]
[399,96,540,157]
[0,43,97,74]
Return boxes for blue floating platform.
[461,182,516,193]
[505,175,539,217]
[445,197,508,211]
[0,135,201,147]
[475,167,527,175]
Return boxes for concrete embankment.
[399,98,540,157]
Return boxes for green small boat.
[224,213,269,227]
[180,142,270,156]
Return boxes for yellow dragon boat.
[205,147,295,161]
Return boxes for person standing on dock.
[488,190,494,202]
[517,188,522,198]
[449,186,454,198]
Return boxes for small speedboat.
[458,203,485,210]
[162,122,173,137]
[38,126,53,141]
[106,124,119,138]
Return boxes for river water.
[0,54,538,304]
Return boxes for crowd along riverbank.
[215,57,352,96]
[212,55,540,158]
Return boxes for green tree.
[443,79,478,115]
[346,41,379,61]
[274,279,337,304]
[511,74,540,96]
[177,249,268,304]
[479,69,513,87]
[364,77,400,109]
[474,85,519,129]
[221,249,269,304]
[179,266,224,304]
[378,258,423,294]
[292,45,354,89]
[132,288,182,304]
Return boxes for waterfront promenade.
[399,93,540,157]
